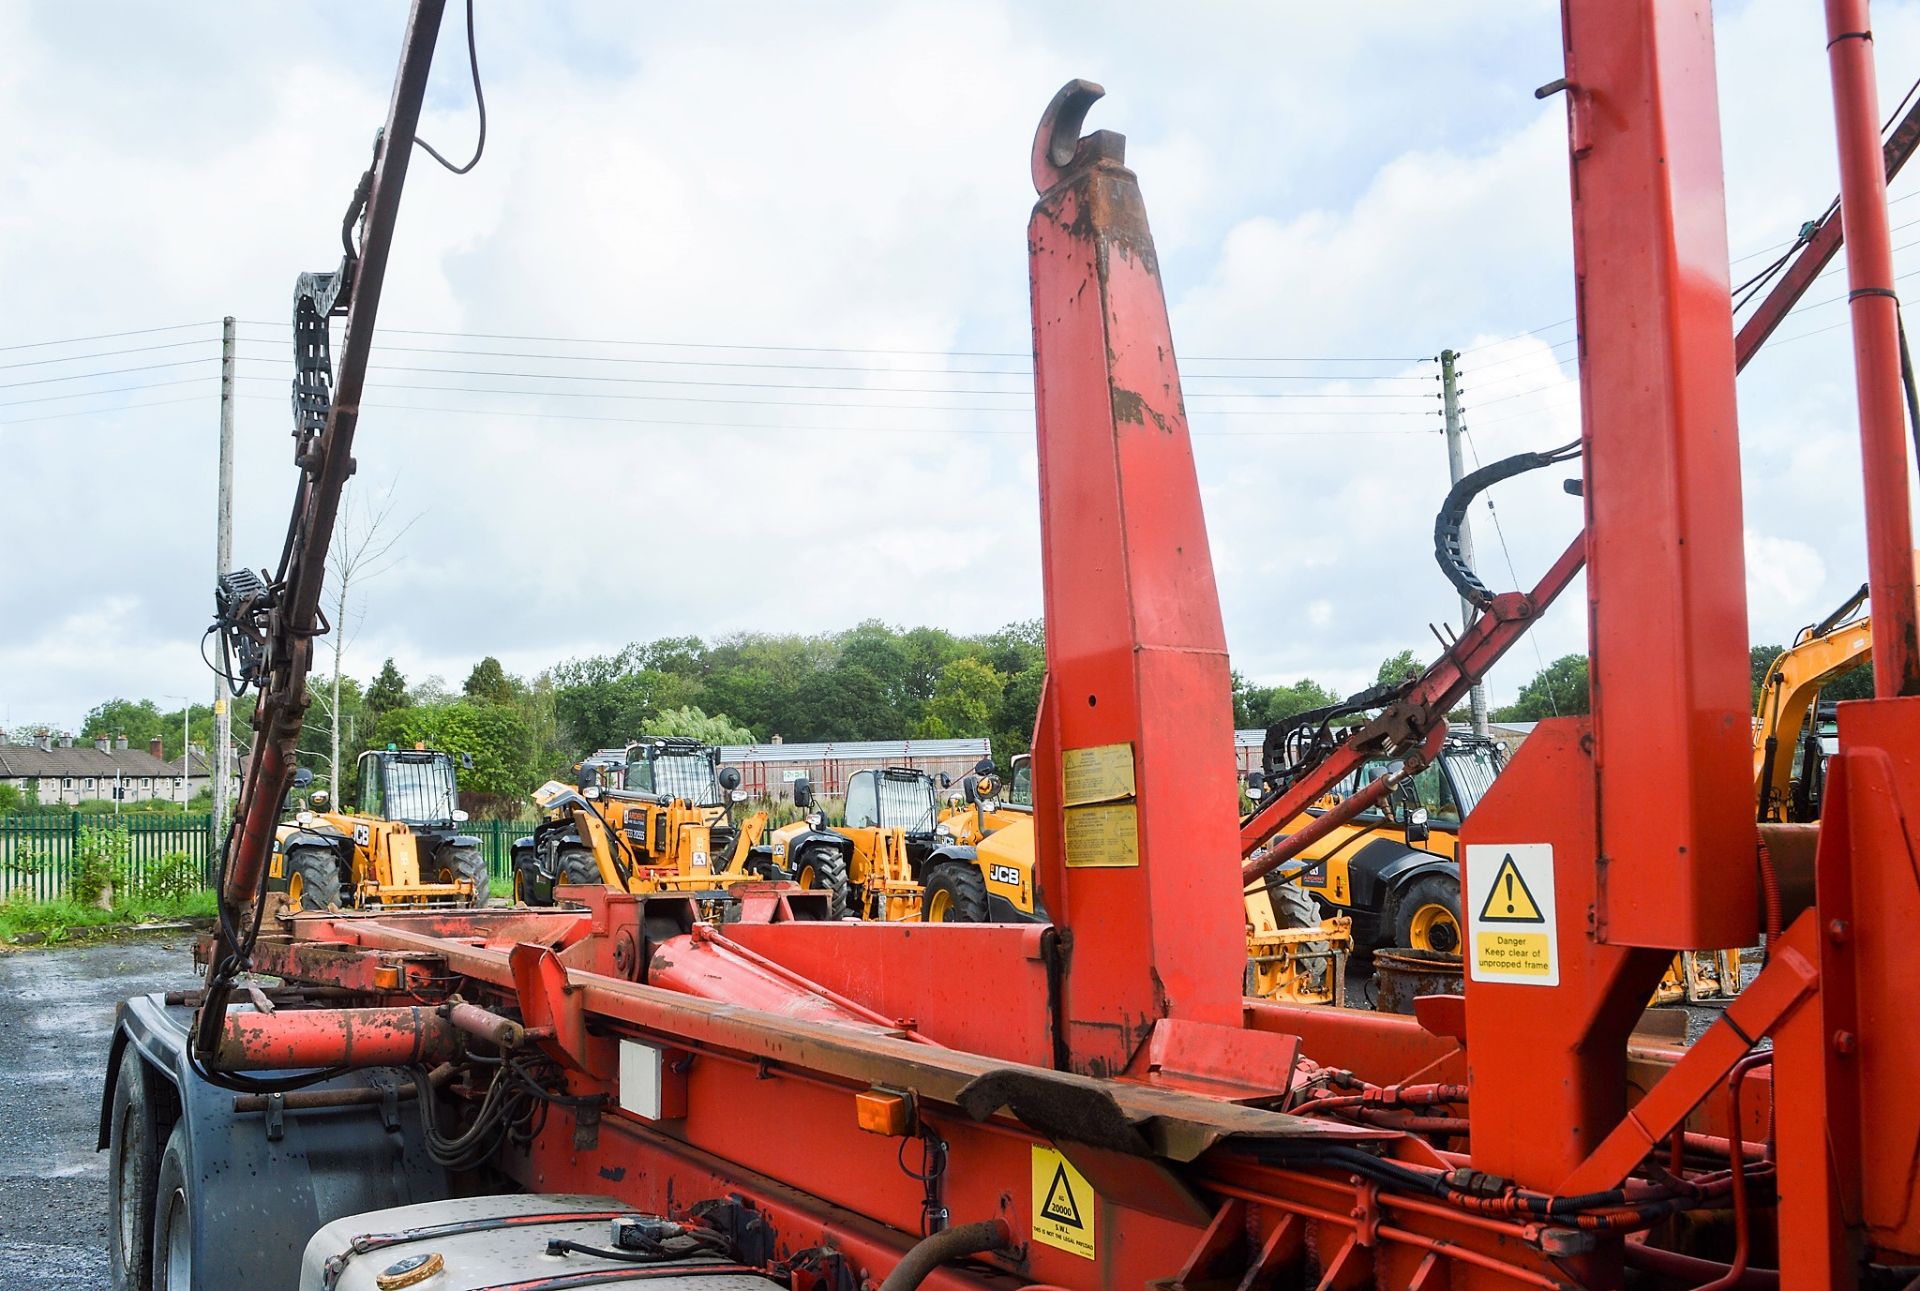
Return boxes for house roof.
[0,745,174,778]
[720,738,991,764]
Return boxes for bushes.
[72,822,131,907]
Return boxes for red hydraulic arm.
[197,0,448,1059]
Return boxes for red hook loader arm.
[1239,80,1920,886]
[196,0,449,1064]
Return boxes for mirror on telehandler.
[1406,805,1431,844]
[719,767,741,791]
[792,778,814,810]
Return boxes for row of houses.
[0,733,237,807]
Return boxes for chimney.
[771,734,784,745]
[149,737,165,760]
[94,736,110,753]
[60,734,73,749]
[115,734,128,751]
[38,732,52,752]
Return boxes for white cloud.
[5,1,1920,730]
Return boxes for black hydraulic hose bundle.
[1433,439,1582,609]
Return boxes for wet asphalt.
[0,935,201,1291]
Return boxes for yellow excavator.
[1755,583,1872,822]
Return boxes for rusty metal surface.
[1369,950,1463,1017]
[210,1005,457,1071]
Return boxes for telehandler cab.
[269,746,487,911]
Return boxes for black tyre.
[286,845,343,912]
[1265,875,1333,992]
[1394,873,1463,954]
[512,848,545,906]
[108,1054,158,1291]
[556,847,602,889]
[150,1122,193,1291]
[923,863,989,923]
[795,845,850,919]
[444,844,490,907]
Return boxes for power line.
[0,338,213,372]
[229,356,1439,401]
[0,321,213,354]
[229,336,1433,383]
[0,375,214,410]
[0,394,209,427]
[0,357,215,391]
[229,372,1440,417]
[229,393,1435,439]
[234,319,1429,366]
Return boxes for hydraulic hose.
[878,1220,1011,1291]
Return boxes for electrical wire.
[0,321,213,353]
[413,0,486,175]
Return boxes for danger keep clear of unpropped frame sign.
[1464,842,1559,986]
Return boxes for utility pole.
[1440,349,1490,738]
[213,317,236,834]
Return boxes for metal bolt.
[1834,1030,1857,1056]
[1829,919,1851,943]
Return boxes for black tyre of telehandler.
[796,845,850,919]
[286,846,344,912]
[445,844,490,907]
[922,863,989,923]
[1394,873,1463,954]
[556,847,602,890]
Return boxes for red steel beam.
[1025,82,1245,1073]
[1825,1,1920,697]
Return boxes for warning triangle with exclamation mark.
[1477,854,1545,923]
[1040,1163,1085,1229]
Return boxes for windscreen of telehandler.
[371,753,459,826]
[629,750,722,805]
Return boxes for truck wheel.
[795,845,849,919]
[286,846,342,912]
[150,1122,193,1291]
[1395,874,1463,954]
[923,863,989,923]
[445,845,490,907]
[556,847,601,890]
[108,1054,158,1291]
[1266,876,1333,992]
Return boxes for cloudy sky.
[2,0,1916,733]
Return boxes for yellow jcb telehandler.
[269,747,489,911]
[510,737,772,906]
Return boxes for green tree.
[991,661,1046,761]
[367,659,409,724]
[1493,654,1590,722]
[1375,650,1423,689]
[650,705,754,745]
[1261,678,1341,727]
[81,698,164,747]
[464,656,517,705]
[915,657,1005,738]
[371,701,537,804]
[0,784,20,814]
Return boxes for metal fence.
[0,812,543,902]
[0,812,216,903]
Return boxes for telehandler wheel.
[1267,875,1333,992]
[286,846,343,912]
[150,1122,194,1291]
[556,847,600,891]
[1395,874,1463,954]
[108,1054,158,1291]
[445,844,490,907]
[923,863,989,923]
[795,845,850,919]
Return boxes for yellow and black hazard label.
[1464,843,1559,986]
[1030,1144,1095,1258]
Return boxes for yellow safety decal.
[1031,1144,1095,1258]
[1477,855,1544,923]
[1465,844,1558,986]
[1061,743,1135,806]
[1063,802,1139,868]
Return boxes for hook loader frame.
[101,5,1920,1290]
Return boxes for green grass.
[0,891,217,945]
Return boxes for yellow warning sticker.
[1478,854,1544,923]
[1061,743,1136,806]
[1063,802,1139,868]
[1031,1144,1096,1258]
[1464,843,1559,987]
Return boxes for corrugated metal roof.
[1235,729,1263,748]
[720,738,991,764]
